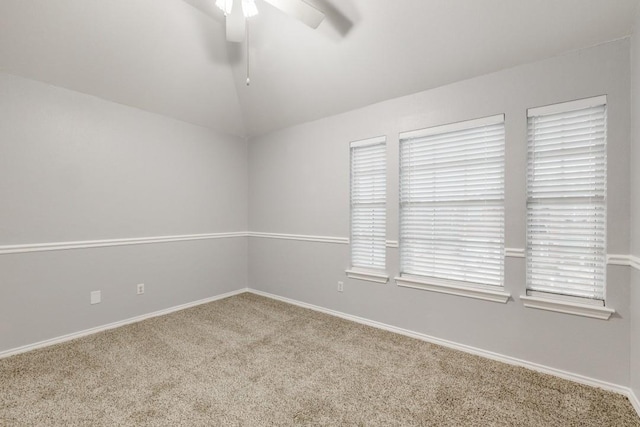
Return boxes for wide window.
[526,96,607,302]
[399,115,505,288]
[349,136,387,275]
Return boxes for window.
[348,136,387,281]
[398,115,505,289]
[526,96,607,302]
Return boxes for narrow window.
[399,115,505,287]
[350,136,386,273]
[527,96,607,302]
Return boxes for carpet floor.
[0,293,638,426]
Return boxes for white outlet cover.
[90,290,101,305]
[137,283,144,294]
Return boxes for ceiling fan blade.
[262,0,325,29]
[226,0,246,42]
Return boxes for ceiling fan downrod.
[246,21,251,86]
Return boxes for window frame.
[345,135,389,284]
[394,114,509,303]
[523,95,614,320]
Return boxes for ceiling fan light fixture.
[215,0,258,18]
[215,0,233,16]
[242,0,259,18]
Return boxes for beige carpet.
[1,293,638,426]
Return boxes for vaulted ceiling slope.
[1,0,638,137]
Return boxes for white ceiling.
[1,0,638,137]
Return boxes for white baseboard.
[247,289,636,401]
[0,288,249,360]
[629,389,640,418]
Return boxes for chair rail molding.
[505,248,525,258]
[248,232,349,244]
[7,231,640,279]
[0,232,249,255]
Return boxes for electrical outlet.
[90,290,101,305]
[137,283,145,295]
[337,281,344,292]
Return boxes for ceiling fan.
[215,0,325,42]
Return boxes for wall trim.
[248,232,349,244]
[6,231,639,275]
[395,275,511,303]
[630,389,640,419]
[0,288,249,360]
[606,254,640,271]
[345,269,389,283]
[505,248,525,258]
[0,232,249,255]
[247,289,633,398]
[607,254,631,266]
[519,295,614,320]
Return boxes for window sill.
[519,295,615,320]
[345,269,389,284]
[394,275,510,303]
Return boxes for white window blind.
[399,115,505,287]
[350,137,386,271]
[527,96,607,301]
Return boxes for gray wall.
[631,8,640,400]
[0,72,248,353]
[249,40,632,386]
